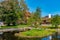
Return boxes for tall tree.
[34,7,41,19]
[20,0,29,24]
[33,7,41,27]
[0,0,20,26]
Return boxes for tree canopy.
[0,0,20,26]
[51,14,60,28]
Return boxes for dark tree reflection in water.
[2,32,18,40]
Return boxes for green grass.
[40,26,60,29]
[0,25,30,29]
[17,25,30,28]
[17,29,56,38]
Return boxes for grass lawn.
[40,26,60,29]
[15,29,56,38]
[0,25,30,29]
[17,25,30,28]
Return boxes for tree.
[51,14,60,28]
[20,0,29,24]
[33,7,41,27]
[34,7,41,19]
[0,0,20,26]
[20,0,28,11]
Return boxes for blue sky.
[25,0,60,17]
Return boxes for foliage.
[51,14,60,28]
[0,0,21,26]
[20,0,28,11]
[27,14,35,25]
[33,7,41,27]
[15,0,29,25]
[34,7,41,19]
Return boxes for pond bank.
[15,29,55,38]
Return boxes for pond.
[18,35,60,40]
[0,34,59,40]
[42,35,60,40]
[42,36,52,40]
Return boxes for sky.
[25,0,60,17]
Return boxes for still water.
[42,36,52,40]
[42,35,60,40]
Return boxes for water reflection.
[42,35,60,40]
[42,36,52,40]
